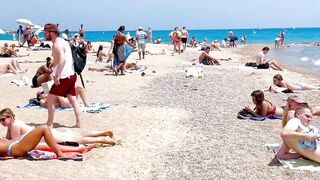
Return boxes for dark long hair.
[96,45,103,57]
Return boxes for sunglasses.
[0,116,9,123]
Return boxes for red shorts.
[49,74,77,97]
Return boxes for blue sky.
[0,0,319,31]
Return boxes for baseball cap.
[44,23,59,32]
[287,94,306,103]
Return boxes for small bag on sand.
[237,108,254,119]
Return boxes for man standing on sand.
[135,27,147,60]
[181,26,189,51]
[147,27,152,43]
[43,23,81,128]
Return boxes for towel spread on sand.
[11,76,32,86]
[1,150,84,161]
[17,103,111,113]
[265,143,320,171]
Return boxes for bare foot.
[71,124,81,128]
[103,131,113,137]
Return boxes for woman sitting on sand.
[273,74,320,91]
[0,108,117,146]
[96,45,108,62]
[36,86,91,108]
[0,122,90,158]
[245,90,283,117]
[0,59,28,75]
[0,43,29,57]
[256,47,283,71]
[276,105,320,163]
[32,57,53,87]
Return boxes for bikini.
[266,101,276,116]
[7,141,19,156]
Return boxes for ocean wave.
[300,56,309,62]
[313,59,320,66]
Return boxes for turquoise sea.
[1,27,320,71]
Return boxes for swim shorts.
[181,38,187,43]
[49,74,77,97]
[32,75,39,87]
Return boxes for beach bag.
[245,62,257,67]
[70,44,87,88]
[237,108,254,119]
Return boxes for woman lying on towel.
[36,86,91,108]
[276,105,320,163]
[273,74,320,91]
[245,90,283,117]
[0,108,117,146]
[0,59,28,75]
[0,124,90,158]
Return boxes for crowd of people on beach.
[1,23,320,166]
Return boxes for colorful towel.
[265,143,320,171]
[250,115,281,121]
[0,150,83,161]
[17,103,111,113]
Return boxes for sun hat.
[44,23,59,32]
[287,94,306,103]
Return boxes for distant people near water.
[256,47,283,71]
[147,27,152,43]
[135,26,148,60]
[198,46,220,65]
[170,27,182,55]
[181,26,189,51]
[20,26,33,47]
[221,38,229,48]
[274,37,282,48]
[16,25,24,43]
[32,57,53,88]
[61,29,70,41]
[273,74,320,91]
[112,25,136,76]
[276,105,320,163]
[279,29,285,45]
[199,38,209,49]
[241,35,247,44]
[190,36,197,48]
[154,37,162,44]
[79,24,85,37]
[70,33,80,47]
[228,30,238,48]
[210,40,221,51]
[0,43,29,57]
[0,59,28,75]
[245,90,283,117]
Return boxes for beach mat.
[265,143,320,171]
[17,102,111,113]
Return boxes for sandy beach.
[1,41,320,179]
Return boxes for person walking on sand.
[256,47,283,71]
[147,27,152,43]
[79,24,85,37]
[43,23,81,128]
[135,27,147,60]
[181,26,189,51]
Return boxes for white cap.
[138,26,143,30]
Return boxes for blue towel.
[249,115,281,121]
[17,103,111,113]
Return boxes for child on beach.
[0,108,117,145]
[256,47,283,71]
[245,90,283,117]
[276,105,320,163]
[273,74,320,91]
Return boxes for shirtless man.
[256,47,283,71]
[181,26,189,51]
[276,105,320,163]
[198,46,220,65]
[44,23,81,128]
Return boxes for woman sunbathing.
[276,105,320,163]
[0,59,28,75]
[36,86,91,108]
[32,57,53,87]
[273,74,320,91]
[0,108,117,145]
[245,90,283,117]
[0,124,89,158]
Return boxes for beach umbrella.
[0,28,5,34]
[33,25,43,35]
[16,18,34,27]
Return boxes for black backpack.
[70,44,87,88]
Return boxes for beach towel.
[17,103,111,113]
[237,109,281,121]
[11,76,32,86]
[265,143,320,171]
[0,149,84,161]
